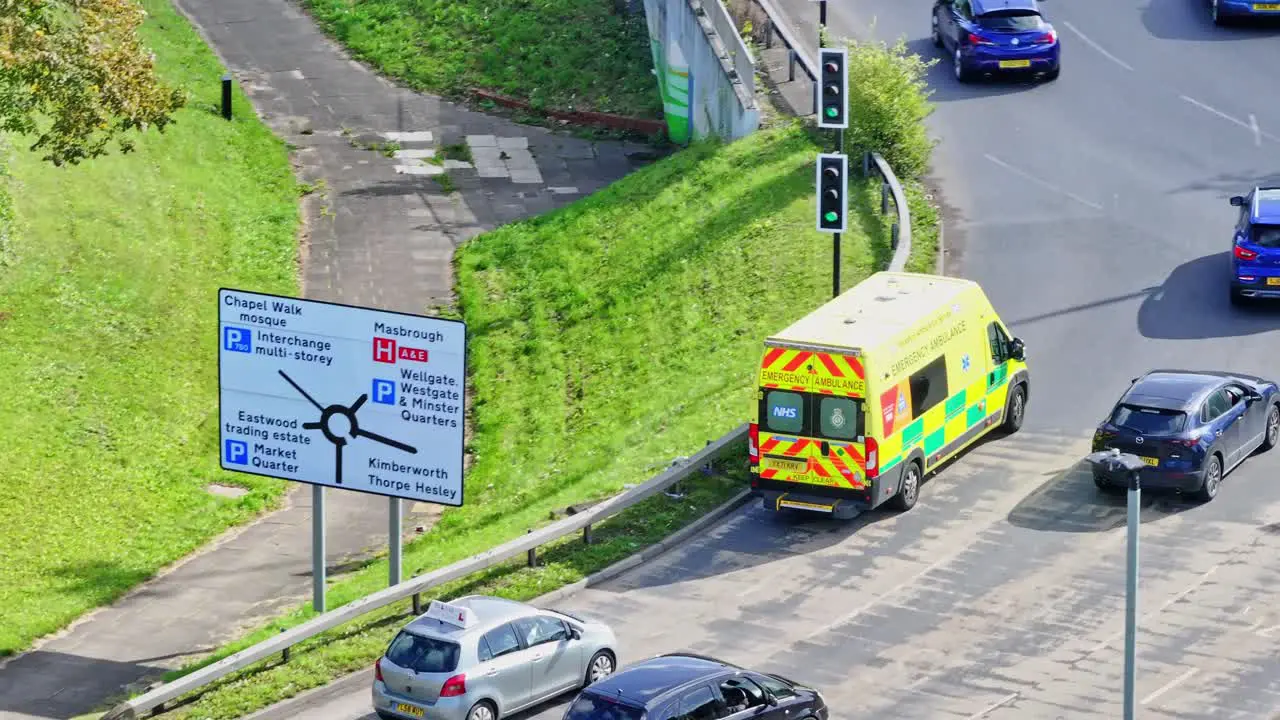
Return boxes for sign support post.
[312,485,326,612]
[389,497,403,586]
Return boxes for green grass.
[300,0,662,118]
[0,0,299,657]
[126,121,927,719]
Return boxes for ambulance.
[749,272,1030,518]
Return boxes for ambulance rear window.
[764,391,805,434]
[818,397,863,440]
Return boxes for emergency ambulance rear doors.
[754,344,870,497]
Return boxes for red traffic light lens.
[822,166,841,179]
[824,62,839,73]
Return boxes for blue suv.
[1229,187,1280,304]
[561,654,827,720]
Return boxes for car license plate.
[396,703,425,718]
[765,457,807,474]
[1140,456,1159,467]
[999,59,1031,69]
[1253,3,1280,10]
[1267,277,1280,286]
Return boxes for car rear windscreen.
[977,10,1044,31]
[564,693,645,720]
[1111,405,1187,435]
[1251,224,1280,248]
[384,631,461,673]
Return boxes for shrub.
[842,37,937,180]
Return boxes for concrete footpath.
[0,0,653,717]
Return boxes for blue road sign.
[223,326,252,353]
[224,439,249,465]
[372,378,396,405]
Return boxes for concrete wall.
[641,0,760,144]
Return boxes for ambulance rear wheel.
[889,460,921,512]
[1002,384,1027,434]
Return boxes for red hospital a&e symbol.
[373,336,397,364]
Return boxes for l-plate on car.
[373,596,619,720]
[1228,187,1280,304]
[932,0,1060,83]
[1091,370,1280,502]
[1209,0,1280,25]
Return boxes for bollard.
[765,20,774,49]
[583,524,593,545]
[863,152,871,177]
[221,74,232,120]
[788,49,796,82]
[412,592,421,615]
[280,628,290,663]
[881,182,890,214]
[891,223,899,249]
[527,529,538,568]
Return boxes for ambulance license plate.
[999,59,1031,69]
[765,458,807,474]
[396,704,425,718]
[1267,277,1280,286]
[1139,456,1159,467]
[1253,3,1280,10]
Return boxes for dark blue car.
[1210,0,1280,25]
[932,0,1060,83]
[1229,187,1280,304]
[1092,370,1280,501]
[562,654,827,720]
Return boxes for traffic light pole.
[819,0,839,297]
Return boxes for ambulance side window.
[987,322,1011,364]
[763,390,806,434]
[910,355,949,417]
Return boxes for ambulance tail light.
[748,423,760,465]
[864,437,879,479]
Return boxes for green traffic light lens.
[824,211,838,223]
[825,107,838,118]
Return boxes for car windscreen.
[1110,405,1187,435]
[1250,224,1280,248]
[563,693,645,720]
[976,10,1044,31]
[384,631,461,673]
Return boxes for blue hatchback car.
[1210,0,1280,25]
[1228,187,1280,304]
[932,0,1060,83]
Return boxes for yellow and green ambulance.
[749,272,1030,518]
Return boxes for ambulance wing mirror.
[1010,337,1026,362]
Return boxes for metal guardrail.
[752,0,817,112]
[696,0,757,99]
[868,151,914,272]
[101,424,749,720]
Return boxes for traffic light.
[817,47,848,129]
[815,153,847,233]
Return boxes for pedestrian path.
[0,0,655,716]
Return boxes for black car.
[1092,369,1280,501]
[561,653,827,720]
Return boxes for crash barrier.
[101,425,749,720]
[746,0,913,273]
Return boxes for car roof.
[402,595,534,639]
[1123,371,1225,412]
[584,654,736,707]
[1251,187,1280,225]
[972,0,1040,16]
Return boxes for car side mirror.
[1009,338,1026,362]
[764,691,779,707]
[1231,195,1246,207]
[569,627,582,640]
[1248,391,1264,404]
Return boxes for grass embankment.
[301,0,662,119]
[0,0,299,657]
[141,122,902,719]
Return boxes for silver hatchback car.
[373,595,620,720]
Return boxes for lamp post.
[1085,448,1148,720]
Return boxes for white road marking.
[1089,565,1219,653]
[1250,113,1262,147]
[1180,95,1280,143]
[983,154,1103,211]
[965,692,1019,719]
[1061,21,1134,72]
[1141,667,1198,705]
[1257,623,1280,637]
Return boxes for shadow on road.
[1006,459,1196,533]
[1142,0,1280,41]
[1137,252,1280,339]
[1168,171,1280,197]
[903,38,1045,103]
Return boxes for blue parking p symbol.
[372,378,396,405]
[224,439,249,466]
[223,326,252,353]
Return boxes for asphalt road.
[256,2,1280,719]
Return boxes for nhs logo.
[223,326,252,353]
